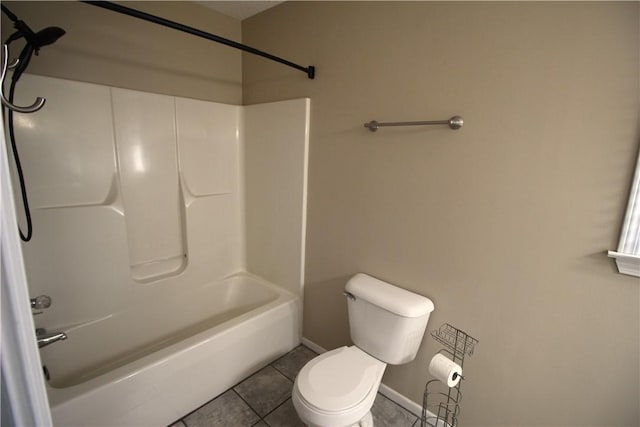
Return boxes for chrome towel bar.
[364,115,463,132]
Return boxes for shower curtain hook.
[1,44,46,113]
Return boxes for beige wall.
[1,1,242,104]
[243,2,640,426]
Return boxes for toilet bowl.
[293,346,385,427]
[292,273,434,427]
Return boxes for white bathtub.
[43,272,301,426]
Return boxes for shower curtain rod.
[81,1,315,79]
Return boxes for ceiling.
[196,1,284,20]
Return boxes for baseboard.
[300,336,423,418]
[300,336,326,355]
[377,383,423,417]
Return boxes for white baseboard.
[300,336,326,355]
[377,383,423,417]
[300,336,423,418]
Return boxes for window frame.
[608,150,640,277]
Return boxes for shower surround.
[11,74,309,426]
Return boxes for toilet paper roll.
[428,353,462,387]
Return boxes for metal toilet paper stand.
[422,323,478,427]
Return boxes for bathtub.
[43,272,301,426]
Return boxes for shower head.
[30,27,66,51]
[4,21,66,80]
[7,24,66,54]
[2,4,66,52]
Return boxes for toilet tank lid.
[346,273,434,318]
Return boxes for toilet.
[292,273,434,427]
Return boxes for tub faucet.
[36,328,67,348]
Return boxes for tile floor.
[168,345,420,427]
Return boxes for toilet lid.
[296,346,385,413]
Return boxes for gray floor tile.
[175,347,423,427]
[234,365,293,417]
[183,390,260,427]
[371,393,419,427]
[263,398,305,427]
[271,345,318,381]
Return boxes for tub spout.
[36,328,67,348]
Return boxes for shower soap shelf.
[421,323,478,427]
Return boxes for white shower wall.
[11,74,308,332]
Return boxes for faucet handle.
[35,328,67,348]
[31,295,52,310]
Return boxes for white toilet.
[292,273,435,427]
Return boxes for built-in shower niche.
[12,74,308,334]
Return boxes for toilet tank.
[346,273,434,365]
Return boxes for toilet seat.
[293,346,386,427]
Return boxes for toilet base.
[303,411,373,427]
[357,410,373,427]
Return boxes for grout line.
[232,388,263,421]
[170,351,298,427]
[270,344,317,381]
[270,360,295,381]
[176,366,267,425]
[259,396,292,422]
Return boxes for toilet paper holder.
[421,323,478,427]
